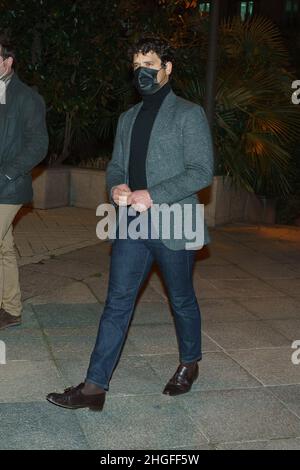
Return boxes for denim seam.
[86,247,153,390]
[179,250,202,363]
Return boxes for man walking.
[47,35,214,411]
[0,40,49,330]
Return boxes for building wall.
[259,0,285,23]
[216,0,300,28]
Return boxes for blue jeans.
[86,208,202,390]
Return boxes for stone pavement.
[14,207,99,266]
[0,207,300,450]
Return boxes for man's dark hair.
[0,40,16,68]
[128,34,176,66]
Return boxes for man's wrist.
[110,186,118,206]
[146,189,154,204]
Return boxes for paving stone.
[131,302,174,325]
[44,334,95,361]
[25,258,102,281]
[59,242,110,268]
[31,303,103,328]
[203,320,289,350]
[195,264,254,280]
[193,275,226,299]
[144,352,261,391]
[263,279,300,297]
[15,207,100,266]
[237,296,300,320]
[194,254,231,266]
[2,334,51,361]
[76,394,208,450]
[43,326,97,337]
[267,385,300,417]
[199,298,257,323]
[214,248,276,267]
[206,278,283,298]
[229,348,300,385]
[217,438,300,450]
[244,242,300,265]
[180,388,300,444]
[0,402,90,450]
[19,268,73,300]
[0,324,43,340]
[234,262,298,280]
[266,319,300,341]
[0,360,65,402]
[26,281,99,305]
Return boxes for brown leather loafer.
[46,383,105,411]
[163,362,199,396]
[0,308,21,330]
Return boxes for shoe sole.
[0,321,21,331]
[46,396,104,412]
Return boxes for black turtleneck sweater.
[128,81,172,191]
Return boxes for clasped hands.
[112,184,153,212]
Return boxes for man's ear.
[6,57,13,69]
[165,61,172,76]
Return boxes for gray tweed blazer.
[106,88,214,250]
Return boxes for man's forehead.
[133,51,160,62]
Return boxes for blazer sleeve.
[0,91,49,181]
[106,113,126,206]
[147,105,214,204]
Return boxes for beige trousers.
[0,204,23,316]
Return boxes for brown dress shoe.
[163,362,199,396]
[46,383,105,411]
[0,308,21,330]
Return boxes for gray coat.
[106,88,214,250]
[0,73,49,204]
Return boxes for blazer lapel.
[123,102,143,173]
[147,89,177,154]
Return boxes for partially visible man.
[0,40,49,330]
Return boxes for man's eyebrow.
[133,60,154,64]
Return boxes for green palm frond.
[182,15,300,197]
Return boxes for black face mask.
[133,65,165,96]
